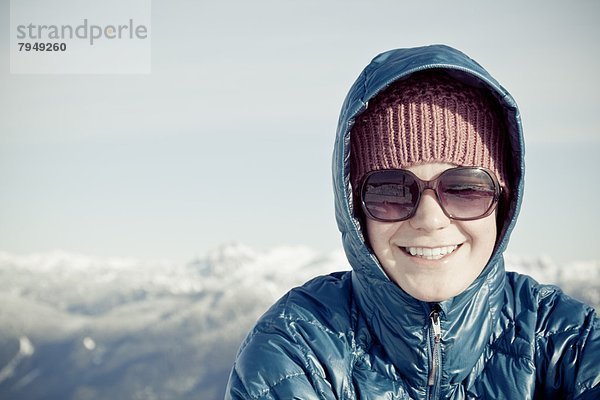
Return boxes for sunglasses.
[360,167,501,222]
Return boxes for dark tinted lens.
[362,171,418,221]
[437,168,496,219]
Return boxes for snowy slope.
[0,244,597,399]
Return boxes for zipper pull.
[428,307,442,386]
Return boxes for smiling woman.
[225,45,599,399]
[350,71,504,303]
[364,163,499,302]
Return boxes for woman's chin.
[397,278,469,303]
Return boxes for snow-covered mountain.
[0,244,597,399]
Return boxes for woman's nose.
[408,189,451,231]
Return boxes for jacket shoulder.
[226,271,357,399]
[504,272,599,397]
[504,272,596,335]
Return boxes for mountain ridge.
[0,244,597,399]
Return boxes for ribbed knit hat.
[350,71,507,195]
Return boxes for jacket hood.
[332,44,525,389]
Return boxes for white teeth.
[405,245,458,260]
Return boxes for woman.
[225,45,599,399]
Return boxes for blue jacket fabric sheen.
[226,45,599,399]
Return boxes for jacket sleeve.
[535,290,600,399]
[224,292,351,400]
[224,324,338,400]
[573,311,600,399]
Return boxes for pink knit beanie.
[350,71,507,195]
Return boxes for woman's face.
[366,163,498,302]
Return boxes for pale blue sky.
[1,0,598,263]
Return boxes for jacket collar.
[351,257,506,389]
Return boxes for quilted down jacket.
[225,45,599,399]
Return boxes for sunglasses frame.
[360,166,502,222]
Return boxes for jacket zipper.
[428,305,442,398]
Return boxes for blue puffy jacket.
[225,45,599,399]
